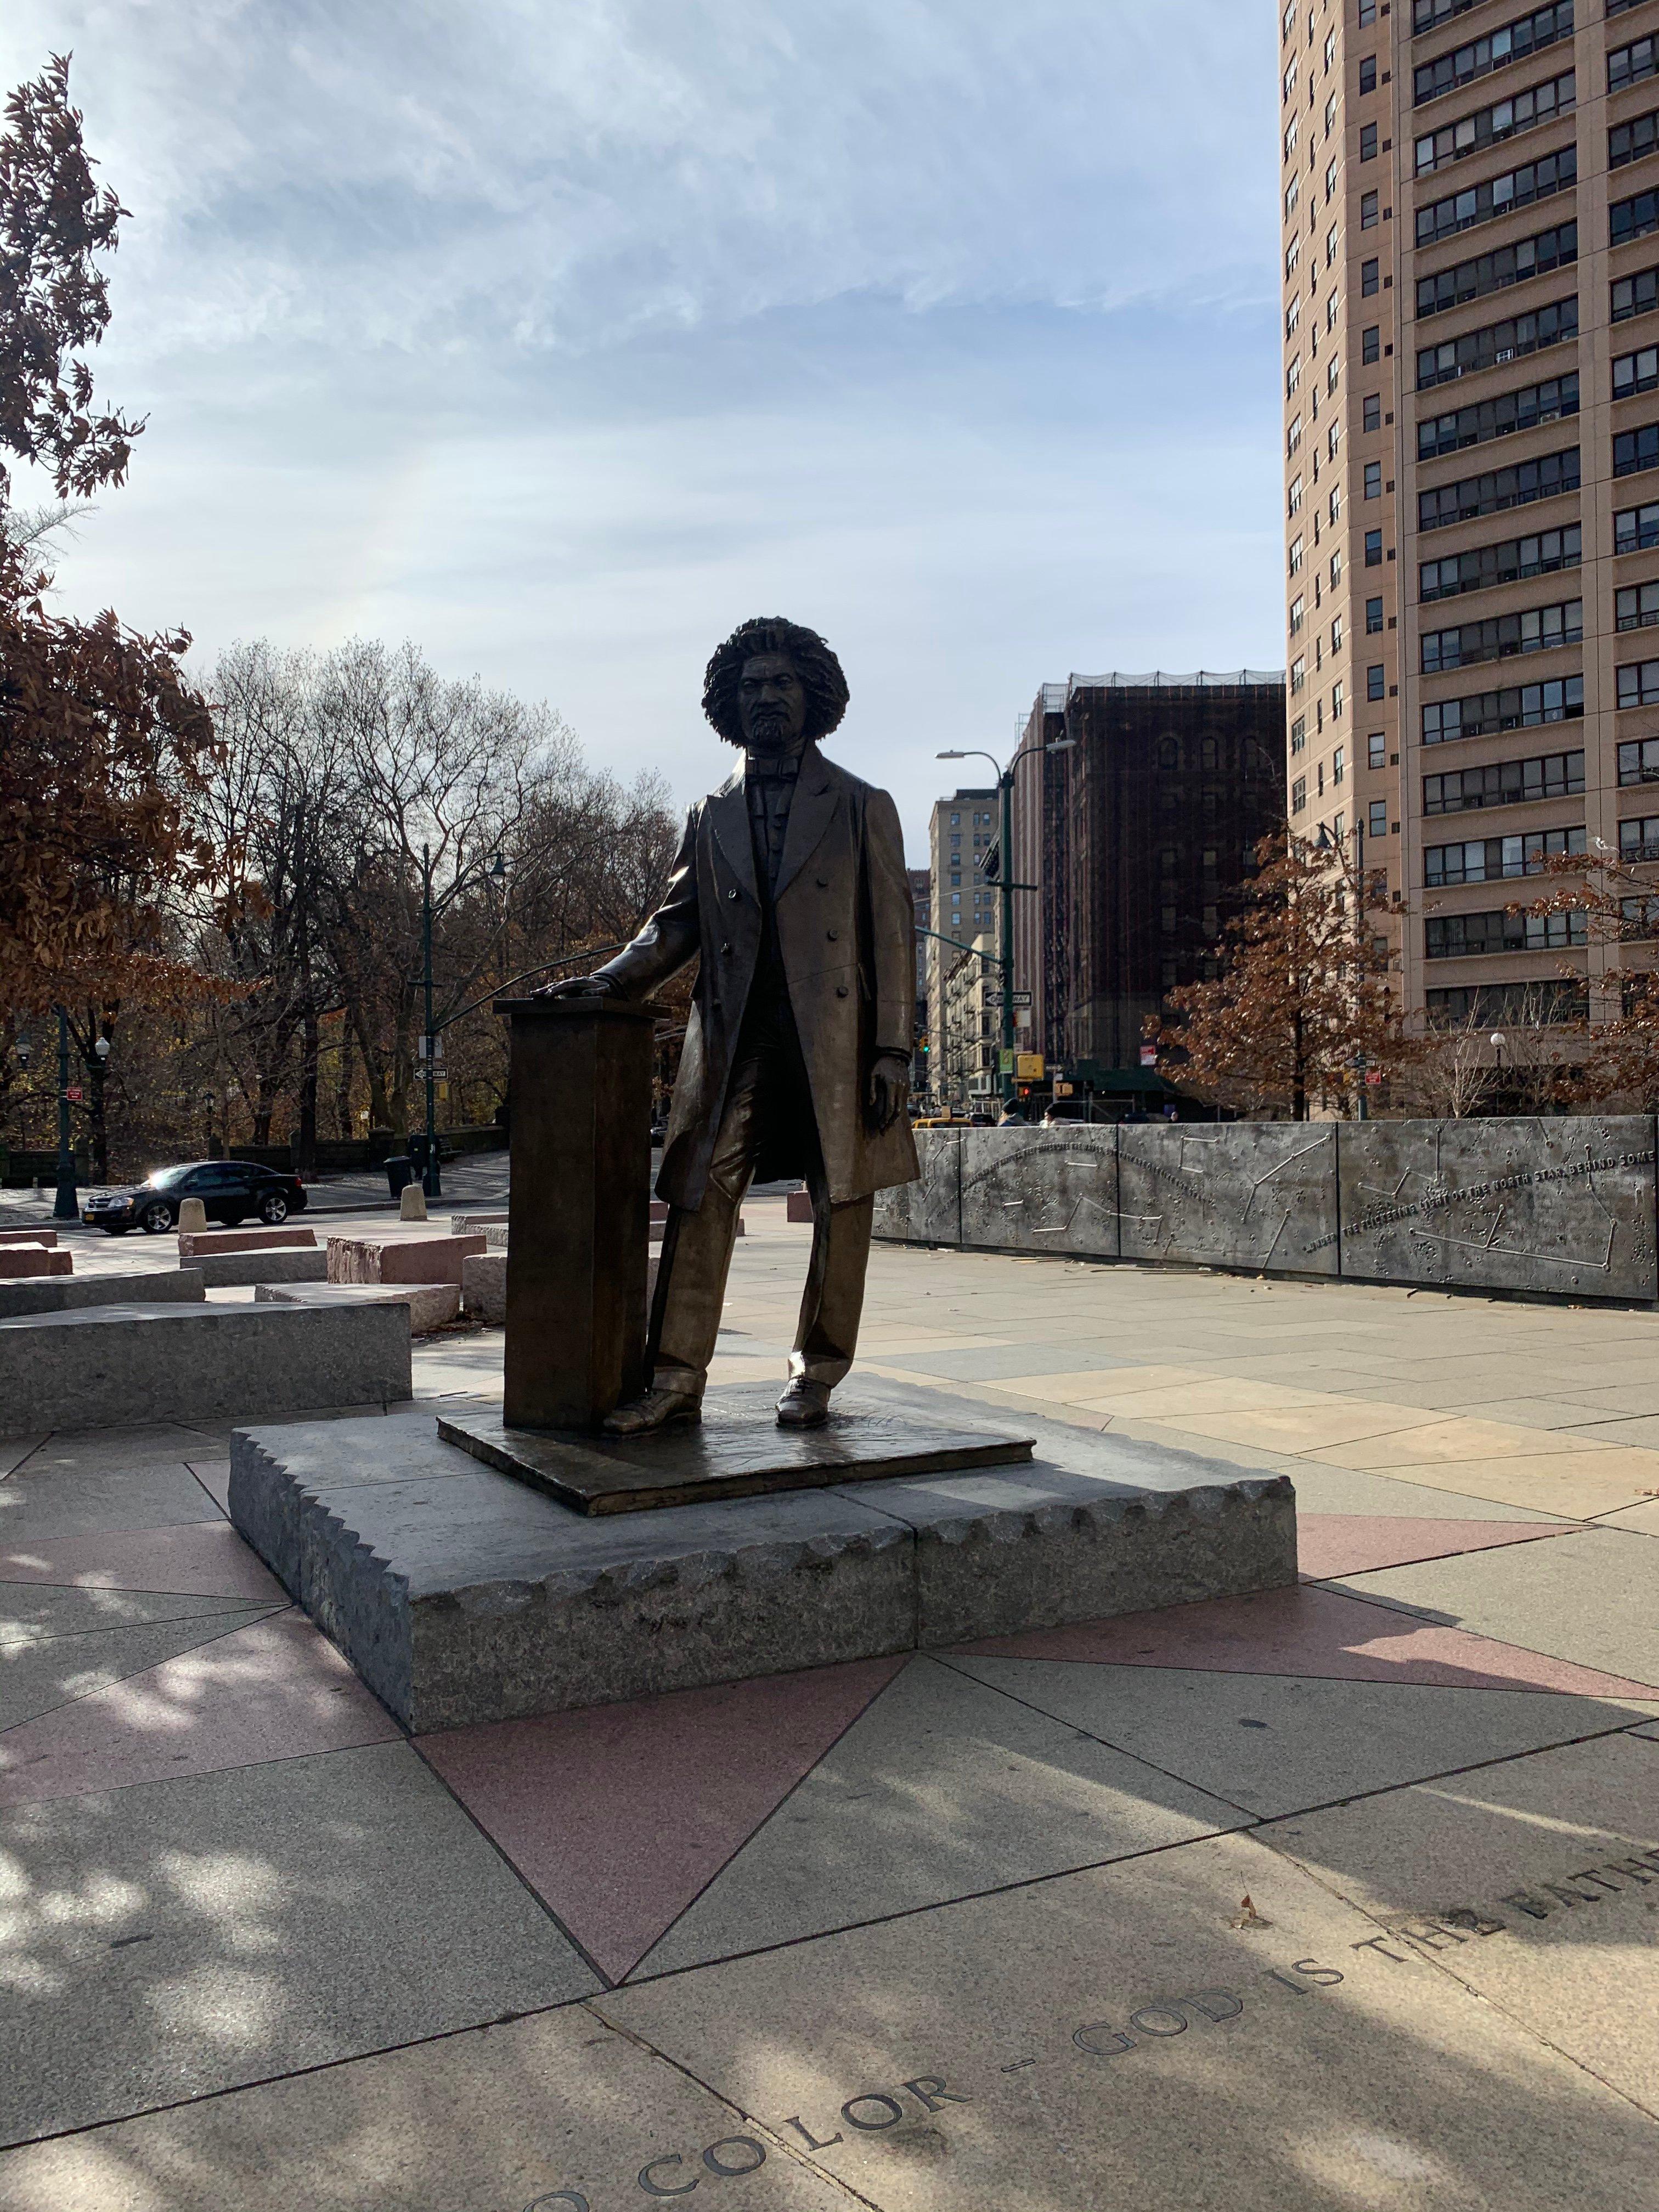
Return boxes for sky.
[3,0,1285,854]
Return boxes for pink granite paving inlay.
[417,1653,910,1982]
[1296,1514,1580,1584]
[0,1520,284,1601]
[0,1610,399,1807]
[957,1584,1659,1701]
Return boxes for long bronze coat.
[596,743,920,1210]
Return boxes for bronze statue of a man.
[545,617,918,1432]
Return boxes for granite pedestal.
[227,1379,1297,1729]
[191,1248,330,1289]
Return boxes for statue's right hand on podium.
[534,972,623,1000]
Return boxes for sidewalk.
[1,1209,1656,2207]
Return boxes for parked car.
[84,1160,309,1236]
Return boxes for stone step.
[0,1268,206,1319]
[189,1249,330,1289]
[328,1232,487,1286]
[0,1248,72,1279]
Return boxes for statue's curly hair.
[701,617,849,745]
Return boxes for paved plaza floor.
[2,1198,1658,2207]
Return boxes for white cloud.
[1,2,1284,850]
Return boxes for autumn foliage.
[1146,829,1407,1119]
[1,54,219,1013]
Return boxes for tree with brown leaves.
[1145,828,1406,1120]
[1516,843,1659,1109]
[0,53,220,1025]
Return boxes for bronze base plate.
[436,1384,1035,1515]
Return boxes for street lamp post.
[937,740,1073,1107]
[419,844,507,1200]
[52,1006,77,1221]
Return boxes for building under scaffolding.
[1009,671,1286,1088]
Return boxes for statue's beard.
[746,715,797,755]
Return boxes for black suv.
[85,1160,309,1236]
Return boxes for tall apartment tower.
[1281,0,1652,1029]
[924,787,997,1103]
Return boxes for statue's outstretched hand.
[535,973,622,1000]
[866,1051,910,1133]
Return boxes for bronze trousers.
[649,1023,874,1398]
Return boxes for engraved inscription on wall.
[1117,1125,1339,1277]
[958,1127,1119,1259]
[1336,1118,1658,1301]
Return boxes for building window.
[1330,484,1342,523]
[1421,599,1583,672]
[1412,7,1575,111]
[1424,750,1584,814]
[1416,221,1577,320]
[1416,149,1576,251]
[1367,596,1384,632]
[1417,296,1577,390]
[1363,392,1381,431]
[1417,371,1579,462]
[1369,800,1389,838]
[1620,814,1659,860]
[1615,347,1659,404]
[1425,826,1585,885]
[1291,714,1307,754]
[1615,422,1659,480]
[1326,92,1338,136]
[1420,522,1581,602]
[1361,258,1380,296]
[1327,290,1340,333]
[1365,460,1383,498]
[1290,593,1306,634]
[1361,121,1379,160]
[1610,37,1659,97]
[1331,547,1344,585]
[1422,675,1584,743]
[1317,761,1326,797]
[1290,533,1305,574]
[1291,656,1306,694]
[1615,500,1659,553]
[1361,190,1379,230]
[1331,615,1344,653]
[1359,0,1376,21]
[1621,736,1659,784]
[1415,69,1576,177]
[1359,55,1377,94]
[1617,657,1659,708]
[1368,663,1386,699]
[1610,108,1659,172]
[1425,911,1585,958]
[1333,746,1346,785]
[1613,267,1659,326]
[1612,188,1659,252]
[1365,528,1384,565]
[1617,580,1659,631]
[1369,732,1387,769]
[1289,475,1304,516]
[1332,680,1345,720]
[1418,445,1580,532]
[1327,223,1340,270]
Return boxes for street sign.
[65,1085,84,1103]
[1015,1053,1045,1082]
[1139,1044,1157,1068]
[997,990,1034,1008]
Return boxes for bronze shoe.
[601,1387,703,1437]
[776,1378,831,1429]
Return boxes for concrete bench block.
[0,1228,56,1246]
[257,1279,460,1335]
[786,1188,814,1222]
[451,1213,508,1236]
[328,1233,487,1286]
[0,1248,72,1279]
[0,1301,411,1435]
[0,1268,206,1319]
[177,1226,317,1258]
[461,1251,506,1325]
[191,1249,330,1289]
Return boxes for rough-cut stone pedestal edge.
[0,1300,412,1435]
[0,1268,205,1319]
[228,1386,1296,1730]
